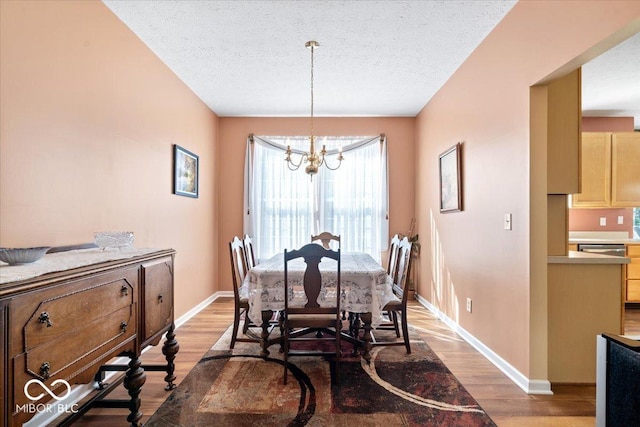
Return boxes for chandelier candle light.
[284,41,344,177]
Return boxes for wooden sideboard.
[0,248,177,427]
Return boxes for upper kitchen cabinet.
[572,132,611,207]
[611,133,640,207]
[546,69,582,195]
[572,132,640,207]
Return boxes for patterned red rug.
[147,324,496,426]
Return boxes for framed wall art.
[173,144,199,198]
[439,142,462,213]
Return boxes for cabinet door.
[141,257,174,345]
[611,132,640,207]
[572,132,611,207]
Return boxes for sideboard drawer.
[23,277,135,350]
[14,305,136,407]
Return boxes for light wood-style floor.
[72,298,640,426]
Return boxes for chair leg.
[400,310,411,354]
[391,311,400,337]
[241,309,250,334]
[283,326,289,385]
[230,305,240,350]
[335,321,341,385]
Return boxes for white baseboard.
[175,291,230,329]
[24,291,230,426]
[414,293,552,395]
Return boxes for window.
[244,135,388,262]
[634,208,640,239]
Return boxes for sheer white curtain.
[244,135,388,262]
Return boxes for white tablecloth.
[244,252,397,328]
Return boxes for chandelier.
[285,41,343,176]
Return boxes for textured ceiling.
[103,1,639,127]
[582,32,640,128]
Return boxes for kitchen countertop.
[568,231,640,245]
[548,250,630,264]
[569,238,640,244]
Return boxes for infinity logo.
[24,379,72,401]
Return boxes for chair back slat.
[310,231,341,250]
[393,237,413,301]
[243,234,257,269]
[387,233,401,282]
[284,243,340,314]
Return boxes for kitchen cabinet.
[545,69,581,195]
[625,243,640,303]
[572,132,640,207]
[611,133,640,207]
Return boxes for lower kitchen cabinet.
[625,244,640,302]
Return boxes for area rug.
[147,323,496,426]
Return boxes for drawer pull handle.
[40,362,51,379]
[158,294,164,303]
[38,312,53,327]
[120,321,128,332]
[121,285,129,296]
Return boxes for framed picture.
[439,142,462,213]
[173,144,199,198]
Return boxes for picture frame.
[438,142,462,213]
[173,144,199,198]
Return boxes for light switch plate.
[618,216,624,225]
[600,217,607,226]
[504,213,512,230]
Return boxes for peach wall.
[582,117,635,132]
[0,1,219,318]
[217,117,415,292]
[569,208,633,234]
[415,0,640,383]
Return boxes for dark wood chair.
[311,231,341,249]
[372,236,413,354]
[228,236,261,349]
[243,234,257,270]
[282,243,341,384]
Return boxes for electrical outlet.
[466,298,472,313]
[504,213,512,230]
[618,216,624,225]
[600,217,607,226]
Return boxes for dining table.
[243,251,397,362]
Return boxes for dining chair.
[282,243,341,385]
[228,236,261,349]
[243,234,257,269]
[372,236,413,354]
[311,231,341,249]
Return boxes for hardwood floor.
[71,298,640,426]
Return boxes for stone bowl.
[0,247,51,265]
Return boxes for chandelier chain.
[310,42,314,143]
